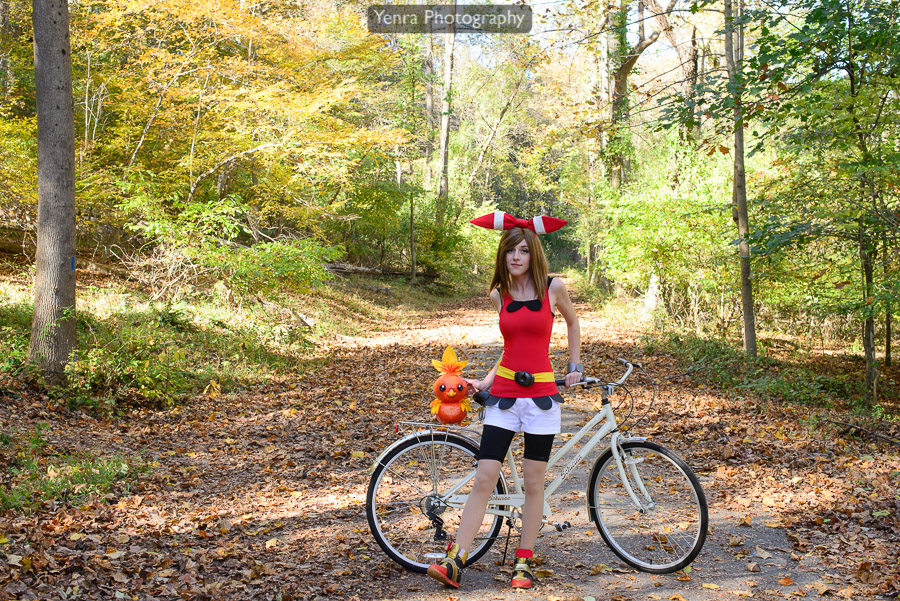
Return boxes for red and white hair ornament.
[470,211,567,234]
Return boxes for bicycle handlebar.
[471,359,637,405]
[613,358,634,387]
[556,358,634,390]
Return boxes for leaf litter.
[0,288,898,600]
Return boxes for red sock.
[515,549,533,559]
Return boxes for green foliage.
[565,268,614,308]
[592,131,742,331]
[0,282,313,410]
[0,263,483,411]
[196,239,341,296]
[0,424,147,512]
[648,331,840,408]
[0,300,31,375]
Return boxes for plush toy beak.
[446,389,457,398]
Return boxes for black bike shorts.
[477,424,555,463]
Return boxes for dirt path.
[360,298,842,601]
[1,287,895,600]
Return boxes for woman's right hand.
[465,378,483,397]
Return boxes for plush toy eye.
[457,384,464,391]
[439,384,446,391]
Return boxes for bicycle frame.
[444,396,653,520]
[367,359,708,575]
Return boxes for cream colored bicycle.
[366,359,708,575]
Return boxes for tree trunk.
[410,190,416,284]
[1,0,12,95]
[423,31,435,192]
[885,237,891,368]
[607,2,624,189]
[686,27,700,140]
[724,0,757,358]
[435,1,456,227]
[396,154,415,284]
[643,0,696,140]
[643,273,661,322]
[608,1,659,189]
[859,221,877,405]
[28,0,78,384]
[467,70,525,188]
[586,241,594,284]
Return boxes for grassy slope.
[0,256,482,510]
[565,269,900,418]
[0,256,479,412]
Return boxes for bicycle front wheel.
[366,432,506,573]
[587,440,708,574]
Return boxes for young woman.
[427,212,582,590]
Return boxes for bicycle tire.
[366,432,506,573]
[587,440,708,574]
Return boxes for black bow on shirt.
[507,299,542,312]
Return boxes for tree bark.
[608,1,659,188]
[1,0,12,95]
[607,2,623,189]
[859,220,877,404]
[28,0,78,383]
[396,153,416,284]
[466,69,525,187]
[885,237,892,368]
[422,30,435,192]
[686,27,700,140]
[435,1,456,227]
[724,0,757,358]
[409,189,416,284]
[642,0,696,139]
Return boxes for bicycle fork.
[610,433,655,513]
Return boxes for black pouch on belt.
[514,371,535,387]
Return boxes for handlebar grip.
[556,377,589,387]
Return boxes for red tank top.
[490,282,557,398]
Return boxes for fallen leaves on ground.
[1,287,899,599]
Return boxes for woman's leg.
[454,458,503,551]
[453,423,515,552]
[428,457,504,588]
[518,457,548,550]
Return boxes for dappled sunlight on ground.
[1,284,897,599]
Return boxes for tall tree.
[607,0,662,188]
[643,0,699,140]
[741,0,900,404]
[435,0,457,227]
[28,0,77,383]
[0,0,11,95]
[422,29,435,192]
[723,0,757,357]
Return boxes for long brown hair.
[490,227,549,301]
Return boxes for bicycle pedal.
[553,521,572,532]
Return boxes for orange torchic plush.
[430,346,473,425]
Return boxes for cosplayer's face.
[506,239,531,278]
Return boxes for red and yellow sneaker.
[427,543,468,588]
[511,550,534,589]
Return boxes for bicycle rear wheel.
[366,432,506,573]
[587,440,708,573]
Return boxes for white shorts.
[483,398,561,435]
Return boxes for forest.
[0,0,899,599]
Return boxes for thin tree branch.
[187,142,281,203]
